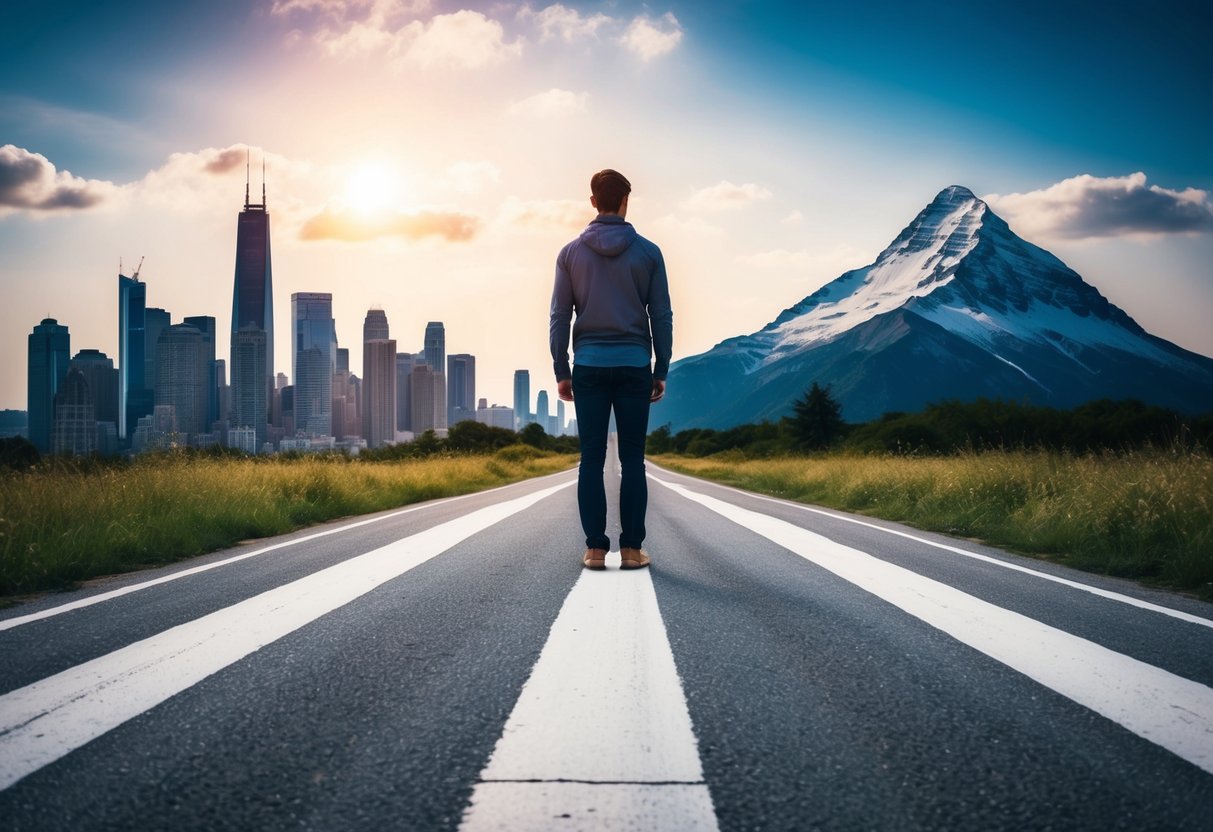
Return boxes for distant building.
[70,348,119,448]
[556,399,566,436]
[156,324,208,437]
[230,164,275,447]
[293,293,336,436]
[476,399,515,430]
[332,346,360,440]
[447,353,476,426]
[230,324,268,445]
[536,389,550,433]
[214,358,230,433]
[279,434,336,453]
[52,367,95,456]
[133,404,180,453]
[184,315,219,427]
[410,363,438,434]
[396,353,416,433]
[144,306,170,397]
[228,425,258,454]
[424,321,445,379]
[118,272,150,440]
[0,410,28,439]
[363,310,397,449]
[27,317,70,453]
[513,369,531,431]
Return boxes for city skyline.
[1,1,1210,413]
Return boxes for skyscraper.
[52,367,95,457]
[447,353,475,426]
[183,315,218,427]
[556,399,566,436]
[70,349,119,430]
[144,307,170,397]
[396,353,415,432]
[332,347,359,440]
[27,317,70,453]
[410,363,437,434]
[292,293,336,436]
[362,309,396,448]
[230,160,274,445]
[156,324,208,437]
[513,370,531,432]
[536,389,550,435]
[231,324,268,447]
[118,272,149,440]
[424,322,445,378]
[365,309,390,342]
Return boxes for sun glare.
[344,162,401,213]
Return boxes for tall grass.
[653,449,1213,599]
[0,448,575,596]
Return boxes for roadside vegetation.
[0,421,576,597]
[650,390,1213,600]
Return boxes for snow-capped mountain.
[657,185,1213,429]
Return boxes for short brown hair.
[590,169,631,214]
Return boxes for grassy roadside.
[652,449,1213,600]
[0,447,576,597]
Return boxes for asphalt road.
[2,444,1211,831]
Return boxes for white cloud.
[133,145,312,213]
[682,181,773,212]
[520,3,610,41]
[985,172,1213,241]
[781,210,804,226]
[508,88,589,119]
[0,145,119,216]
[276,2,518,69]
[444,160,501,194]
[397,10,522,69]
[620,13,682,61]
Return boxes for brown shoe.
[583,548,607,570]
[620,548,651,569]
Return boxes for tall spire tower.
[230,150,274,447]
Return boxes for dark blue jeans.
[572,364,653,551]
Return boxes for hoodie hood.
[579,214,637,257]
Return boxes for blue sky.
[1,0,1211,410]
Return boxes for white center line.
[460,552,719,831]
[0,480,573,791]
[654,477,1213,776]
[649,466,1213,630]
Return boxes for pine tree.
[791,382,845,450]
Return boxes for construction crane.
[131,255,145,282]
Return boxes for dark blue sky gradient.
[1,0,1209,186]
[684,0,1212,184]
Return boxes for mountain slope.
[658,186,1213,429]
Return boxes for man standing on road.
[550,169,673,571]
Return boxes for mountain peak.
[662,185,1213,428]
[934,184,978,204]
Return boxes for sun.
[344,162,401,213]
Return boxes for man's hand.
[650,378,666,402]
[557,378,574,402]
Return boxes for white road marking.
[654,478,1213,776]
[0,468,575,633]
[649,466,1213,630]
[0,480,573,791]
[460,551,718,831]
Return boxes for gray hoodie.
[549,214,674,381]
